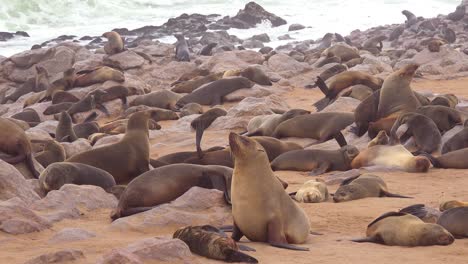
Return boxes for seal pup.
[377,63,420,119]
[368,113,399,139]
[440,200,468,212]
[191,108,227,158]
[351,212,454,246]
[150,146,225,167]
[199,43,218,56]
[0,117,39,178]
[351,144,431,173]
[73,121,100,139]
[175,34,190,62]
[172,72,225,94]
[102,31,124,55]
[415,105,462,133]
[111,164,233,220]
[171,68,210,86]
[229,133,311,251]
[362,35,387,54]
[56,111,78,143]
[272,112,354,147]
[39,68,75,103]
[321,43,360,62]
[10,108,41,127]
[437,207,468,238]
[431,94,458,108]
[271,145,359,176]
[332,174,411,203]
[244,109,311,137]
[66,110,157,184]
[176,77,254,107]
[291,180,329,203]
[129,90,182,110]
[180,103,203,117]
[39,162,116,192]
[173,225,258,263]
[422,148,468,169]
[33,139,66,168]
[389,112,441,154]
[51,91,79,104]
[353,89,380,136]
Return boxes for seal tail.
[225,249,258,263]
[381,190,412,199]
[418,152,441,168]
[350,237,382,244]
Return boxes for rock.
[199,31,240,49]
[32,120,58,136]
[26,128,53,143]
[278,34,293,40]
[259,47,273,54]
[0,160,40,204]
[232,2,287,28]
[242,39,264,49]
[289,24,306,31]
[27,179,46,198]
[0,198,51,234]
[9,47,55,68]
[103,50,145,70]
[224,85,273,102]
[61,138,92,159]
[322,97,361,113]
[110,187,230,232]
[48,228,96,244]
[250,33,271,43]
[101,237,193,263]
[267,53,310,78]
[24,249,84,264]
[72,54,105,72]
[98,249,143,264]
[199,50,264,73]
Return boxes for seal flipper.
[309,163,330,176]
[96,103,110,117]
[225,249,258,263]
[334,132,348,147]
[267,218,309,251]
[381,190,412,199]
[26,154,40,179]
[231,222,244,241]
[340,174,361,186]
[206,172,231,204]
[237,245,256,252]
[315,76,329,96]
[0,152,26,164]
[399,204,429,220]
[194,121,205,159]
[116,207,155,219]
[351,236,384,244]
[82,112,98,123]
[313,97,331,112]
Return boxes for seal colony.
[2,1,468,263]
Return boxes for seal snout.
[438,233,455,245]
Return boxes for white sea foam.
[0,0,461,56]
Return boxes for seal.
[102,31,124,55]
[175,34,190,62]
[150,146,225,167]
[23,91,46,108]
[51,91,79,104]
[377,63,420,119]
[173,225,258,263]
[430,94,458,108]
[249,136,303,161]
[67,90,110,120]
[110,164,233,220]
[229,133,311,251]
[442,127,468,154]
[415,105,462,132]
[422,148,468,169]
[340,84,373,101]
[272,112,354,147]
[96,85,138,108]
[315,64,348,83]
[39,162,116,192]
[56,111,78,142]
[10,108,41,127]
[171,68,210,86]
[351,144,431,173]
[447,5,466,21]
[240,66,272,86]
[66,110,157,184]
[321,43,360,62]
[180,103,203,117]
[399,204,442,223]
[244,109,310,137]
[116,106,179,121]
[199,43,218,56]
[291,180,329,203]
[440,200,468,212]
[351,211,454,246]
[389,112,441,154]
[176,77,254,107]
[362,35,387,54]
[129,90,182,110]
[100,118,161,135]
[3,65,49,103]
[73,121,100,139]
[271,145,359,176]
[368,113,399,139]
[437,207,468,238]
[0,117,39,178]
[74,66,125,87]
[389,25,405,41]
[43,102,73,116]
[33,139,66,168]
[172,72,224,94]
[428,38,446,52]
[314,71,383,111]
[353,89,380,136]
[402,10,418,27]
[333,174,412,203]
[39,67,75,102]
[315,52,341,68]
[191,108,227,157]
[367,130,389,147]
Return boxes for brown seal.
[175,34,190,62]
[229,133,311,251]
[23,91,46,108]
[389,112,441,153]
[368,113,399,139]
[415,105,462,132]
[102,31,124,55]
[191,108,227,157]
[272,112,354,147]
[440,200,468,212]
[65,90,109,120]
[271,145,359,176]
[240,66,272,86]
[291,180,329,203]
[110,164,233,220]
[100,118,160,135]
[96,85,138,108]
[129,90,182,110]
[437,207,468,238]
[43,102,73,116]
[180,103,203,117]
[377,64,420,119]
[73,121,100,139]
[116,106,179,121]
[176,77,254,107]
[173,225,258,263]
[3,65,49,103]
[172,72,224,94]
[340,84,373,101]
[56,111,78,142]
[74,66,125,87]
[428,39,446,52]
[351,144,430,173]
[402,10,418,27]
[10,108,41,127]
[362,35,387,54]
[67,110,158,184]
[321,44,360,62]
[39,162,116,192]
[244,109,311,137]
[351,211,454,246]
[39,68,75,102]
[353,89,380,136]
[333,174,411,203]
[33,139,66,168]
[399,204,442,223]
[367,130,389,147]
[430,94,458,108]
[422,148,468,169]
[314,71,383,111]
[171,68,211,86]
[51,91,79,104]
[199,43,218,56]
[0,117,39,178]
[316,64,348,84]
[150,146,225,168]
[441,126,468,154]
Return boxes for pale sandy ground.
[2,76,468,263]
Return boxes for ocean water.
[0,0,461,56]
